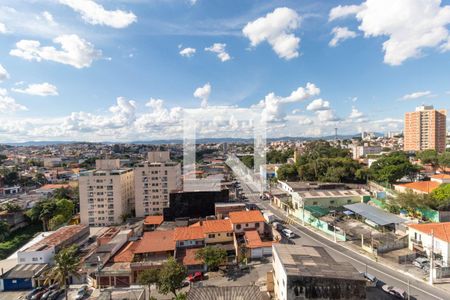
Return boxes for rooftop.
[4,263,49,279]
[343,203,406,226]
[174,226,204,241]
[229,210,265,224]
[187,286,265,300]
[396,181,440,194]
[144,215,164,226]
[408,222,450,243]
[298,189,369,198]
[431,174,450,180]
[244,230,273,249]
[191,219,232,233]
[36,184,71,191]
[135,230,175,253]
[24,225,88,252]
[112,241,140,263]
[182,248,203,266]
[273,244,364,281]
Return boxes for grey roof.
[343,203,406,226]
[187,286,265,300]
[273,244,364,281]
[3,263,48,279]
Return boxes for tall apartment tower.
[404,105,447,153]
[79,159,134,226]
[134,151,182,217]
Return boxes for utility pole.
[429,229,434,285]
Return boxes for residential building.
[229,210,265,235]
[408,222,450,267]
[272,244,366,300]
[404,105,447,153]
[394,181,441,195]
[134,151,182,217]
[350,144,383,160]
[214,202,246,219]
[244,230,273,259]
[79,159,134,226]
[143,215,164,231]
[431,174,450,184]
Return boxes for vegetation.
[158,257,187,298]
[0,221,10,242]
[0,223,42,260]
[417,150,450,172]
[27,197,75,231]
[45,245,80,300]
[391,184,450,214]
[430,184,450,209]
[241,155,254,169]
[195,246,227,271]
[277,164,298,181]
[266,149,294,164]
[137,269,160,298]
[369,151,420,183]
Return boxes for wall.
[272,246,288,300]
[292,209,346,241]
[17,247,55,264]
[205,232,233,244]
[409,229,449,266]
[233,221,264,235]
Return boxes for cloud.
[0,64,10,82]
[348,107,364,119]
[41,11,57,26]
[253,82,320,122]
[242,7,301,60]
[401,90,433,100]
[329,27,357,47]
[194,83,211,108]
[329,0,450,65]
[179,47,196,58]
[0,88,27,112]
[316,109,340,122]
[10,34,102,69]
[0,22,6,34]
[329,5,363,21]
[204,43,231,62]
[59,0,137,29]
[306,98,330,111]
[12,82,59,96]
[189,0,198,5]
[297,116,313,125]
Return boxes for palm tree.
[44,245,80,300]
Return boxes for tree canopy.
[195,246,227,271]
[158,256,187,297]
[369,152,420,183]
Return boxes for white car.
[282,229,295,238]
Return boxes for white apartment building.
[350,144,383,160]
[134,151,182,217]
[79,159,134,226]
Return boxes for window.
[330,200,335,205]
[255,222,260,228]
[180,241,184,246]
[313,201,318,205]
[32,257,38,261]
[236,224,241,230]
[227,233,233,237]
[208,234,215,238]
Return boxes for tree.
[430,184,450,210]
[241,155,254,169]
[195,246,227,271]
[1,203,22,212]
[277,164,298,181]
[48,215,66,231]
[33,173,47,186]
[44,245,80,300]
[158,257,187,298]
[369,152,420,183]
[0,154,7,164]
[417,149,439,168]
[137,269,160,299]
[0,221,10,242]
[393,190,432,212]
[438,152,450,173]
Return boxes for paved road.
[236,180,450,300]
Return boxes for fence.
[291,209,346,241]
[398,252,418,264]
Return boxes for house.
[272,244,366,300]
[214,203,246,219]
[394,181,440,195]
[143,215,164,231]
[174,227,206,273]
[408,222,450,266]
[244,230,274,259]
[431,174,450,184]
[1,263,48,291]
[34,183,71,198]
[229,210,265,235]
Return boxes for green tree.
[430,184,450,210]
[33,173,47,186]
[393,190,432,212]
[241,155,254,169]
[438,152,450,173]
[369,152,420,183]
[0,221,10,242]
[1,203,22,212]
[48,215,67,231]
[54,199,75,220]
[195,246,227,271]
[44,245,80,300]
[158,257,187,298]
[417,149,439,168]
[174,292,187,300]
[0,154,7,164]
[277,164,298,181]
[137,269,160,299]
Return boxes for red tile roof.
[244,230,273,249]
[113,241,139,263]
[135,230,175,253]
[182,248,203,266]
[190,219,232,233]
[229,210,265,224]
[38,184,70,190]
[431,174,450,180]
[144,215,164,225]
[396,181,440,193]
[408,222,450,243]
[174,226,204,241]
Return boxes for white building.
[350,144,382,160]
[79,159,134,226]
[134,151,182,217]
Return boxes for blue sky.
[0,0,449,142]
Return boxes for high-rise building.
[404,105,447,153]
[134,151,182,217]
[79,159,134,226]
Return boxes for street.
[237,179,450,300]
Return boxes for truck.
[263,211,276,223]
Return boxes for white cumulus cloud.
[59,0,137,29]
[194,83,211,108]
[329,0,450,65]
[329,27,357,47]
[10,34,102,69]
[0,64,10,82]
[348,107,365,119]
[306,98,330,111]
[0,88,27,112]
[243,7,301,60]
[402,90,433,100]
[205,43,230,62]
[12,82,59,96]
[0,22,6,34]
[179,47,196,58]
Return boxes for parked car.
[26,287,45,300]
[187,272,203,282]
[413,257,429,269]
[47,289,64,300]
[31,290,47,300]
[361,272,377,286]
[40,289,53,300]
[282,229,295,238]
[75,285,89,300]
[272,221,283,231]
[381,285,407,299]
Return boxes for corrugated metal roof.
[343,203,406,226]
[187,286,264,300]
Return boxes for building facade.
[79,159,134,226]
[134,151,182,217]
[404,105,447,153]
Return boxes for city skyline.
[1,0,450,142]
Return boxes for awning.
[343,203,406,226]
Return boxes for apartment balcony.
[411,238,424,251]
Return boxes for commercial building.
[350,144,383,160]
[134,151,182,217]
[272,244,366,300]
[79,159,134,227]
[404,105,447,153]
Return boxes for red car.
[187,272,203,282]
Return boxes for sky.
[0,0,450,142]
